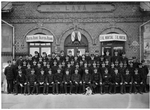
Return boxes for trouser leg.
[70,83,72,93]
[109,84,112,93]
[129,84,132,93]
[64,84,67,93]
[56,83,58,94]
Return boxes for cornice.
[4,16,144,24]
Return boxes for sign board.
[37,4,115,13]
[99,34,127,42]
[26,35,53,42]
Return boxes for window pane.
[35,43,40,45]
[30,48,39,56]
[46,43,51,45]
[78,49,85,56]
[30,43,34,46]
[41,43,45,45]
[41,47,51,55]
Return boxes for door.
[64,32,88,56]
[101,41,125,56]
[29,43,52,56]
[65,47,87,56]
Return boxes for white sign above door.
[99,34,127,42]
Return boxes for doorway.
[101,41,125,56]
[29,42,52,56]
[64,33,88,56]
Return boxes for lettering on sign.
[99,34,127,42]
[26,35,54,42]
[37,4,115,12]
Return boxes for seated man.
[82,68,92,94]
[15,70,27,95]
[63,69,73,94]
[91,68,102,94]
[102,68,112,94]
[113,68,124,94]
[123,69,133,93]
[133,68,144,94]
[27,68,38,95]
[54,68,63,94]
[37,68,47,94]
[46,69,55,94]
[71,69,82,94]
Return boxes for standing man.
[4,61,14,94]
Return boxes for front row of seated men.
[14,66,148,95]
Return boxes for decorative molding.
[4,16,144,24]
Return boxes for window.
[29,42,52,56]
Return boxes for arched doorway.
[26,33,54,56]
[64,32,88,56]
[100,32,127,56]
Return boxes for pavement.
[1,93,149,109]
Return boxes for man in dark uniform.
[85,50,91,63]
[51,60,58,74]
[37,69,47,94]
[141,60,148,92]
[27,68,38,95]
[94,50,100,61]
[4,61,14,94]
[99,62,107,76]
[104,50,111,65]
[35,62,42,76]
[42,52,48,62]
[123,69,133,93]
[102,68,112,94]
[14,70,27,95]
[138,63,148,93]
[120,53,128,64]
[111,51,121,63]
[22,60,27,75]
[44,63,51,76]
[128,61,135,76]
[32,60,37,69]
[46,69,55,94]
[91,68,102,94]
[82,68,92,94]
[76,50,82,61]
[113,68,124,94]
[54,68,63,94]
[71,69,82,94]
[63,69,73,94]
[16,56,23,66]
[32,51,39,62]
[60,50,66,62]
[133,68,144,94]
[26,63,32,77]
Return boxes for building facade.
[2,2,150,64]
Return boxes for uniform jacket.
[27,74,37,84]
[46,74,54,83]
[4,66,14,80]
[63,74,72,82]
[71,73,81,83]
[82,73,91,83]
[54,73,63,83]
[16,74,26,84]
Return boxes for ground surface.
[2,93,149,109]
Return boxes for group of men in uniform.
[4,50,149,95]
